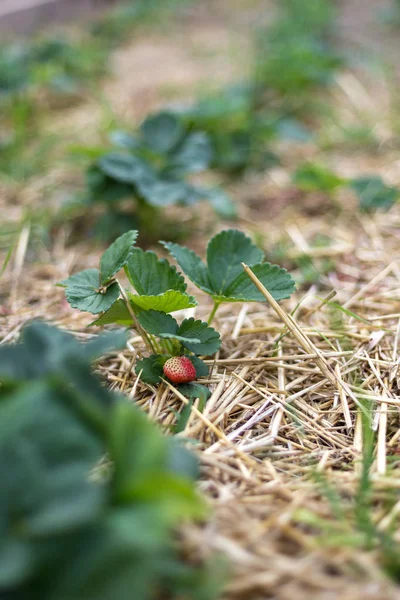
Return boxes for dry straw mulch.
[2,136,400,597]
[2,204,395,599]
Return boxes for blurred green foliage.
[0,321,221,600]
[69,111,235,241]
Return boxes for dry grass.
[2,1,400,597]
[91,206,399,600]
[3,202,399,598]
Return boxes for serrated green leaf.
[128,290,196,313]
[60,269,120,314]
[223,262,295,302]
[98,152,152,184]
[125,248,187,295]
[135,355,164,384]
[140,112,184,153]
[177,318,221,355]
[99,230,138,285]
[161,242,212,294]
[206,229,264,295]
[137,310,178,336]
[135,312,218,354]
[188,355,209,378]
[90,300,133,327]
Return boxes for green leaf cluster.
[0,321,219,600]
[85,111,237,228]
[60,229,294,395]
[163,229,296,308]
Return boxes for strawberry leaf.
[136,312,219,355]
[137,179,189,207]
[172,400,194,433]
[98,152,152,184]
[223,262,296,302]
[90,300,133,327]
[178,383,211,404]
[169,132,212,174]
[128,290,196,313]
[59,269,120,314]
[125,248,187,295]
[136,310,201,345]
[164,230,295,306]
[188,356,209,378]
[206,229,263,295]
[161,242,212,294]
[99,230,138,285]
[135,355,165,385]
[137,310,178,336]
[140,112,184,153]
[177,318,221,355]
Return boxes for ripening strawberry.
[163,356,196,384]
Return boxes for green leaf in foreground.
[59,269,120,314]
[136,310,178,336]
[128,290,196,313]
[177,318,221,355]
[125,248,187,296]
[164,229,295,306]
[161,242,212,294]
[99,230,138,285]
[223,262,296,302]
[206,229,264,295]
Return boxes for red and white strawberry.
[163,356,196,384]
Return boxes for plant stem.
[160,338,174,355]
[207,300,221,325]
[117,280,156,354]
[151,335,163,355]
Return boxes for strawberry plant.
[0,321,220,600]
[180,85,279,175]
[292,162,400,212]
[79,111,236,240]
[59,228,295,403]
